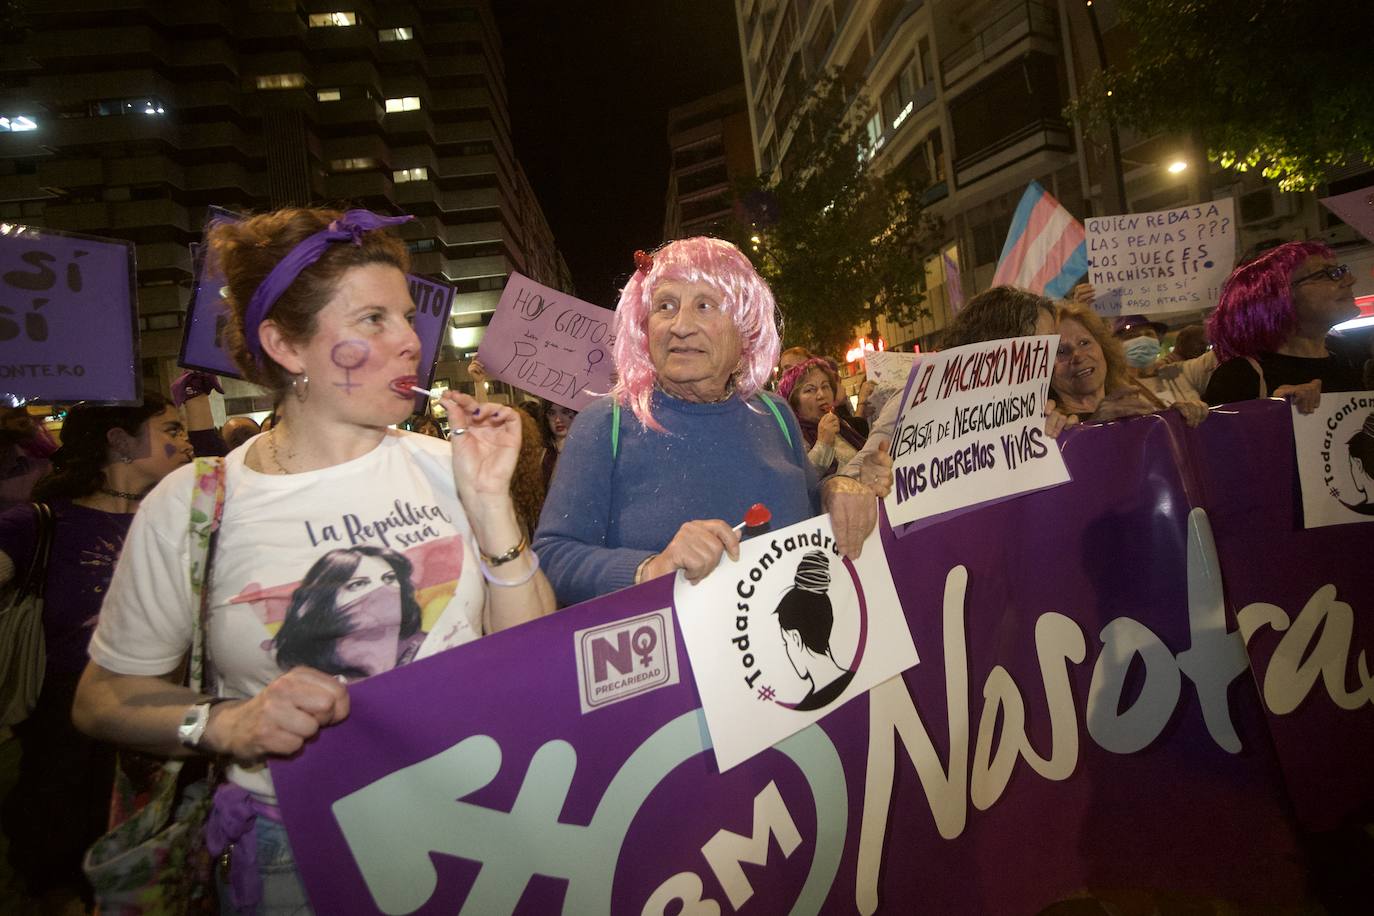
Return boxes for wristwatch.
[177,699,224,750]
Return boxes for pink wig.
[611,237,781,431]
[1207,240,1331,361]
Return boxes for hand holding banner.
[477,273,616,410]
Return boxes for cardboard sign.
[1318,185,1374,244]
[673,517,916,771]
[1085,199,1236,315]
[269,403,1368,915]
[862,350,920,389]
[179,209,454,402]
[1292,391,1374,527]
[0,224,140,404]
[883,335,1070,528]
[477,272,615,410]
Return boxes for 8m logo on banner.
[574,611,681,713]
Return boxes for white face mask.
[1123,336,1161,368]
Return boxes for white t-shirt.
[89,430,485,800]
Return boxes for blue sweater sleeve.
[533,399,655,607]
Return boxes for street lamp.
[1166,160,1187,174]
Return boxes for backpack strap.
[611,395,792,460]
[16,502,55,601]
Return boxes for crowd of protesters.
[0,210,1370,914]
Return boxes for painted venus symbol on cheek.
[331,340,370,394]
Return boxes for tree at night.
[726,76,935,356]
[1071,0,1374,191]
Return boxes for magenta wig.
[611,237,781,431]
[1206,240,1332,361]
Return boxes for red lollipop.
[743,503,771,528]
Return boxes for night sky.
[496,0,743,307]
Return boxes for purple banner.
[272,402,1368,914]
[180,209,454,403]
[0,224,140,404]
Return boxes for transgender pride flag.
[991,180,1088,299]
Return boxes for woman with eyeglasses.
[1204,241,1363,413]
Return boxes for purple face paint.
[331,339,370,394]
[164,442,178,458]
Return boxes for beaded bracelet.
[480,548,540,587]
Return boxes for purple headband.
[243,209,414,361]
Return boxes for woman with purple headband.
[533,237,883,606]
[72,208,554,910]
[1204,240,1363,411]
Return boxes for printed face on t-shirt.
[290,264,422,427]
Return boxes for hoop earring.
[291,373,310,403]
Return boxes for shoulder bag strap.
[1244,356,1268,399]
[755,394,793,449]
[186,458,227,694]
[15,502,55,601]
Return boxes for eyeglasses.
[1292,264,1351,285]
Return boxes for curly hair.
[511,410,547,538]
[611,237,781,432]
[34,395,171,502]
[207,208,410,392]
[1206,240,1332,362]
[1054,302,1131,397]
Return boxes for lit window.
[308,12,356,27]
[329,157,378,172]
[256,73,306,90]
[393,167,429,183]
[316,88,342,102]
[0,116,38,132]
[379,27,413,42]
[91,98,167,117]
[384,96,422,113]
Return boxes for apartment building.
[662,85,755,241]
[735,0,1373,357]
[0,0,570,401]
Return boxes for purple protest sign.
[1194,400,1374,832]
[178,209,454,400]
[268,403,1370,914]
[405,274,454,412]
[476,272,615,410]
[0,224,140,404]
[178,208,242,378]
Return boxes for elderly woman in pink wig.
[1204,240,1362,412]
[533,238,883,606]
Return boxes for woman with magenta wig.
[1204,240,1363,412]
[534,237,883,606]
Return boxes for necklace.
[267,428,294,474]
[99,487,144,501]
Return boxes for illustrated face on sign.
[1053,318,1107,399]
[289,264,421,427]
[791,367,835,423]
[1348,425,1374,503]
[1290,256,1357,331]
[646,279,743,402]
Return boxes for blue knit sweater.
[533,390,820,606]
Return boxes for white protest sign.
[883,335,1069,528]
[477,272,616,410]
[673,517,916,772]
[1085,198,1236,316]
[1292,391,1374,528]
[862,350,920,388]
